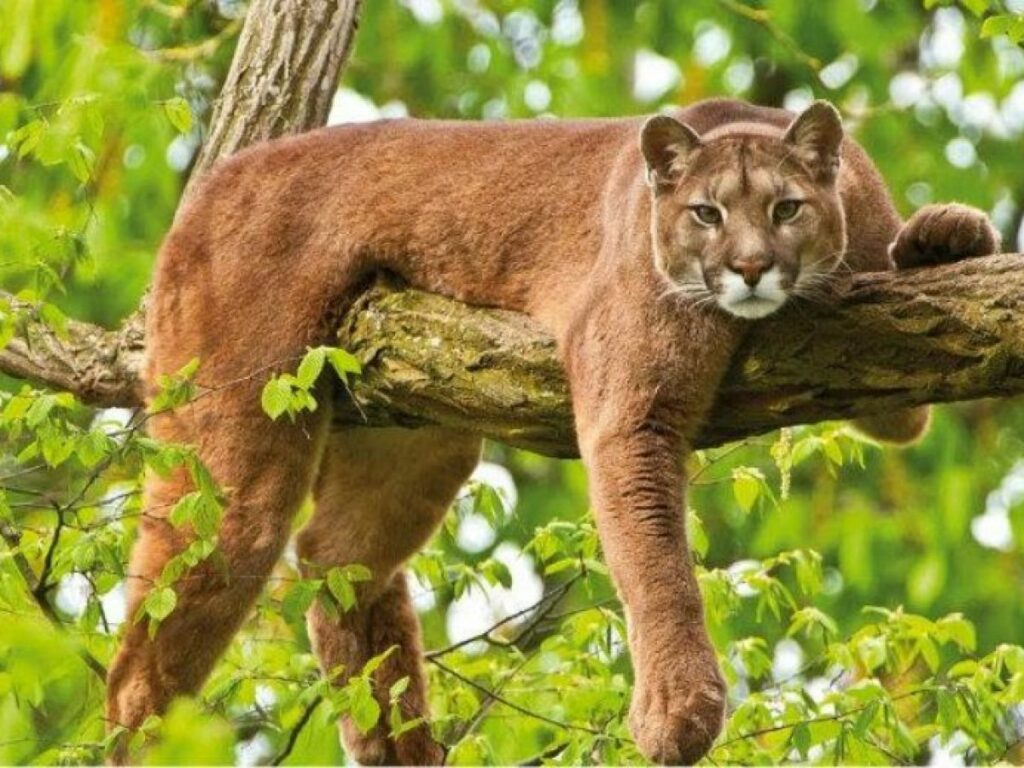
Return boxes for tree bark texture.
[188,0,362,190]
[331,255,1024,457]
[3,253,1022,457]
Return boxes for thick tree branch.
[332,254,1024,457]
[4,250,1022,457]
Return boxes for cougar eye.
[690,204,722,226]
[773,199,803,223]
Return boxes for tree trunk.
[188,0,362,188]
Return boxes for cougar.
[106,97,999,764]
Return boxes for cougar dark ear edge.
[784,100,844,180]
[640,114,703,189]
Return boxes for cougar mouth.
[716,265,788,319]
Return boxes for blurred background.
[2,0,1024,765]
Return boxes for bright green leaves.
[732,466,767,514]
[142,586,177,623]
[686,506,709,559]
[260,376,296,420]
[136,699,235,766]
[1,386,108,469]
[132,450,225,635]
[279,563,374,636]
[297,345,362,387]
[524,518,604,577]
[9,119,47,159]
[325,563,373,613]
[387,675,426,739]
[149,357,200,413]
[923,0,992,17]
[168,490,222,540]
[6,96,104,184]
[981,13,1024,43]
[280,576,321,629]
[162,97,193,134]
[347,675,382,734]
[787,606,840,641]
[955,0,1024,52]
[718,605,1017,766]
[260,345,362,421]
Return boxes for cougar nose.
[730,256,773,287]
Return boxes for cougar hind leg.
[106,198,359,761]
[296,426,482,765]
[852,406,931,445]
[106,385,329,761]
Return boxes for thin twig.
[425,573,582,660]
[429,657,620,741]
[716,0,821,72]
[0,522,107,680]
[271,694,323,765]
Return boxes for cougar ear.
[640,114,702,190]
[784,100,844,180]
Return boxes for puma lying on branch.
[106,98,1000,765]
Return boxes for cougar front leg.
[577,411,725,764]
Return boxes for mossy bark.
[333,254,1024,457]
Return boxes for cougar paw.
[889,203,1000,269]
[629,667,726,765]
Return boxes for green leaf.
[326,568,357,611]
[917,635,940,672]
[67,141,95,182]
[981,14,1013,37]
[296,347,327,389]
[343,563,373,582]
[389,677,410,701]
[163,97,193,133]
[282,578,321,627]
[852,700,878,737]
[261,377,292,420]
[822,435,843,466]
[327,347,362,378]
[731,467,763,513]
[348,678,381,734]
[791,723,811,757]
[686,507,708,558]
[144,587,177,622]
[938,613,976,651]
[72,539,97,571]
[484,558,512,588]
[150,358,200,412]
[11,119,45,158]
[959,0,990,17]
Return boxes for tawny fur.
[106,98,998,765]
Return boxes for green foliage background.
[2,0,1024,764]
